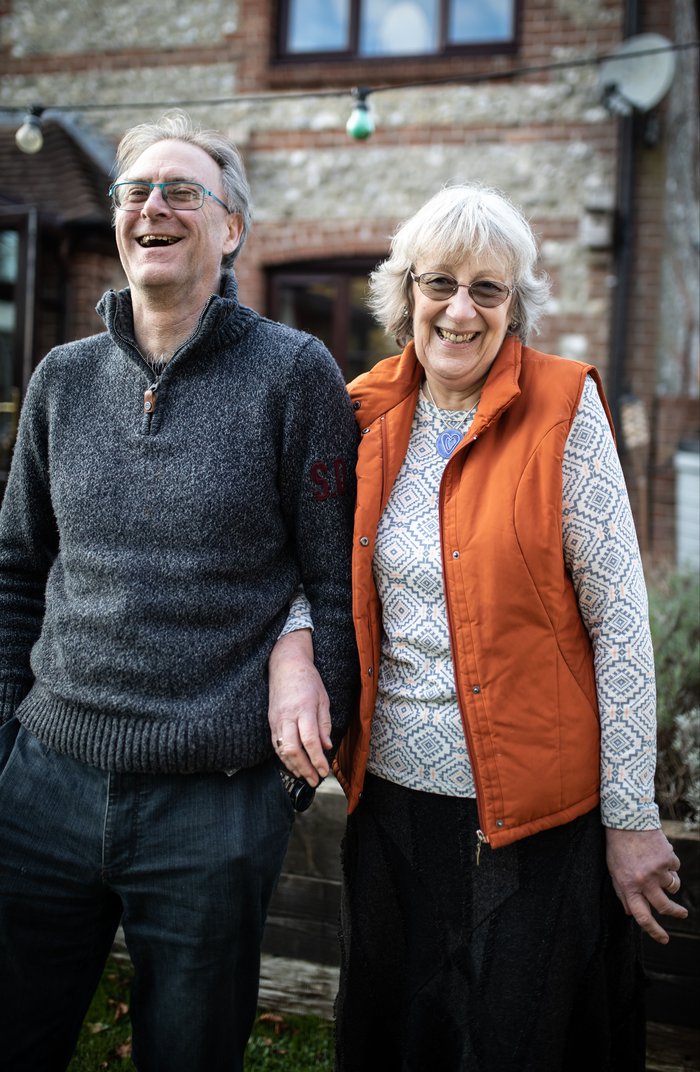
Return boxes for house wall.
[66,249,127,340]
[1,0,697,561]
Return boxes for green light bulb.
[346,97,375,140]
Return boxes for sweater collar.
[96,272,252,361]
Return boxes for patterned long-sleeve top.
[368,377,659,830]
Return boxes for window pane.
[0,231,19,482]
[0,231,19,285]
[347,276,397,380]
[287,0,350,52]
[278,281,336,350]
[448,0,514,44]
[359,0,438,56]
[271,270,396,382]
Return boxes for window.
[0,228,21,491]
[281,0,515,59]
[268,261,397,382]
[0,211,65,498]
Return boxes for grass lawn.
[67,959,334,1071]
[48,955,700,1072]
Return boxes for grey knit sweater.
[0,274,358,773]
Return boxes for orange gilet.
[334,335,615,849]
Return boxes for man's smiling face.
[114,139,241,303]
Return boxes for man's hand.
[268,628,331,786]
[605,826,688,944]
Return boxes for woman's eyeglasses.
[410,271,514,308]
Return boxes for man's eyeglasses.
[108,181,231,212]
[410,271,514,308]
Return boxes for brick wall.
[67,250,127,340]
[651,397,700,564]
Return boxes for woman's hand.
[605,827,688,944]
[268,628,331,786]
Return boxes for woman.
[331,184,687,1072]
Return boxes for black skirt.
[335,773,645,1072]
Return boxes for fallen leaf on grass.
[86,1022,109,1035]
[112,1001,129,1023]
[258,1012,285,1036]
[114,1038,132,1058]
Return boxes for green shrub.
[648,568,700,823]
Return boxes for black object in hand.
[277,764,319,812]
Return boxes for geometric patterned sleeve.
[278,589,314,638]
[562,375,660,829]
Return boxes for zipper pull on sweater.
[144,383,158,414]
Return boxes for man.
[0,112,357,1071]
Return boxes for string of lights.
[11,37,699,151]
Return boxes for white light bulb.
[15,115,44,154]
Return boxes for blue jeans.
[0,721,295,1072]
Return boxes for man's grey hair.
[368,183,551,346]
[113,111,252,268]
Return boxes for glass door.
[0,213,33,497]
[0,228,21,487]
[268,260,396,381]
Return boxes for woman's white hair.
[368,183,551,346]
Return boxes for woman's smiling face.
[411,252,515,407]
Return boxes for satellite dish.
[598,33,676,115]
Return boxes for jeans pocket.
[0,718,20,778]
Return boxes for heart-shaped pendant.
[436,429,463,458]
